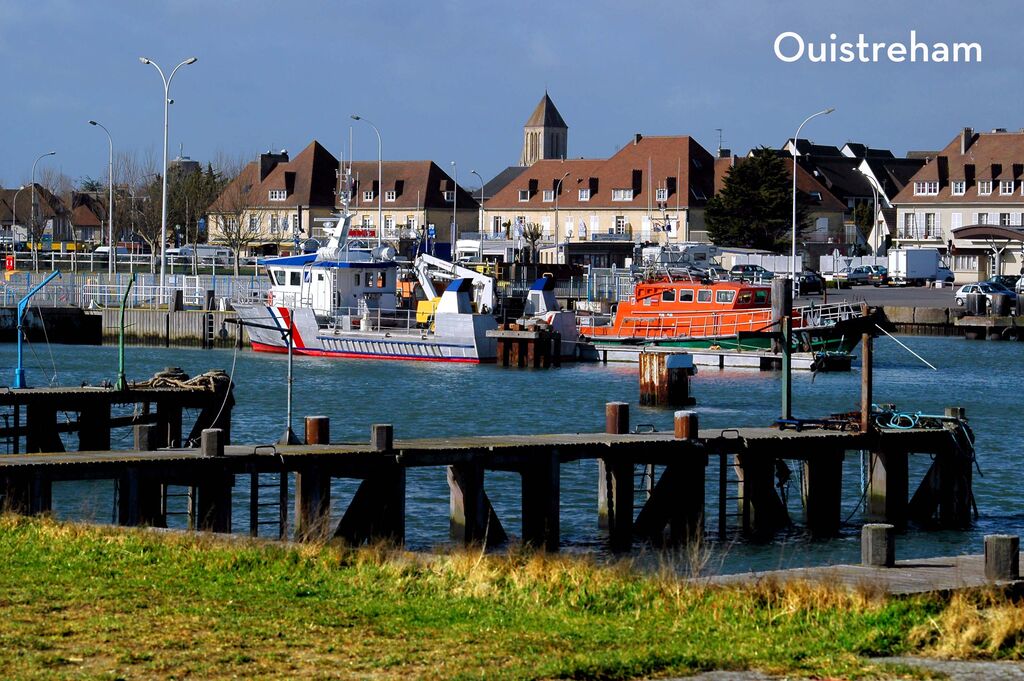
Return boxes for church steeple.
[519,92,568,166]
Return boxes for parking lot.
[796,284,958,307]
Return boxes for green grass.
[0,515,1014,679]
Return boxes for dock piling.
[200,428,224,457]
[861,523,895,567]
[304,416,330,445]
[802,450,844,537]
[984,535,1020,581]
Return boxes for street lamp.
[350,114,382,248]
[790,107,834,297]
[554,171,570,263]
[89,120,115,275]
[470,169,484,236]
[450,162,458,257]
[10,185,25,252]
[31,151,56,264]
[139,55,198,293]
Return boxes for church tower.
[519,92,568,166]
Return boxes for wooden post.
[134,423,158,452]
[195,472,233,533]
[294,466,331,540]
[861,523,895,567]
[371,424,393,452]
[521,450,560,551]
[200,428,224,457]
[78,403,111,451]
[860,303,873,433]
[447,462,506,546]
[336,464,407,546]
[634,422,707,544]
[304,416,330,445]
[674,410,698,440]
[599,402,629,528]
[735,453,790,539]
[25,405,63,453]
[802,451,844,537]
[155,402,182,448]
[985,535,1020,581]
[868,449,908,529]
[117,468,163,527]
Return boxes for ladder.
[248,471,289,539]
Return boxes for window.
[611,189,633,201]
[809,191,822,201]
[281,215,289,231]
[715,290,736,304]
[227,218,238,230]
[292,214,299,231]
[913,181,939,195]
[978,212,989,225]
[951,180,966,196]
[661,289,676,302]
[542,190,554,202]
[924,213,935,237]
[289,271,301,287]
[354,273,360,286]
[363,190,374,201]
[249,215,260,230]
[518,189,529,202]
[901,213,915,238]
[362,215,372,227]
[385,190,396,202]
[614,216,627,234]
[978,180,992,195]
[271,270,285,285]
[697,289,712,303]
[268,189,287,201]
[578,188,590,201]
[385,215,395,229]
[1001,180,1015,195]
[1001,213,1012,226]
[492,216,502,232]
[655,188,668,202]
[679,289,694,302]
[444,190,455,202]
[270,215,279,233]
[953,254,978,270]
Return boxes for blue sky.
[0,0,1018,187]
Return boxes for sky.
[0,0,1020,189]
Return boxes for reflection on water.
[9,334,1023,574]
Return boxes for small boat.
[232,178,499,363]
[579,276,877,354]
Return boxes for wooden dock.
[0,402,974,551]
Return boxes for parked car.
[834,265,876,285]
[868,266,890,286]
[729,264,773,283]
[954,282,1018,307]
[988,275,1019,290]
[796,271,823,295]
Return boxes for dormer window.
[363,190,374,201]
[1000,180,1015,195]
[951,180,966,196]
[268,189,287,201]
[385,190,396,202]
[978,180,992,195]
[542,190,554,202]
[444,190,455,202]
[913,181,939,196]
[518,189,529,202]
[810,191,822,201]
[655,188,668,202]
[611,189,633,201]
[578,188,590,201]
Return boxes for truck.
[886,248,944,287]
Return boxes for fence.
[817,255,887,274]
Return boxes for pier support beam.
[521,451,560,551]
[735,454,790,540]
[78,403,111,451]
[1,472,52,514]
[25,405,63,453]
[156,402,183,448]
[195,472,233,533]
[336,465,406,546]
[635,412,706,544]
[447,462,506,546]
[598,402,629,529]
[117,468,163,527]
[294,465,331,540]
[868,450,908,530]
[802,450,844,537]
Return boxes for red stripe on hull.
[249,341,486,363]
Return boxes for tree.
[854,201,874,245]
[705,148,810,252]
[522,222,543,264]
[209,162,268,275]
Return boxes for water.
[7,335,1023,574]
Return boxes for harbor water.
[8,335,1022,575]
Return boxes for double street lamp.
[350,114,382,248]
[790,107,834,297]
[89,120,115,274]
[10,185,25,252]
[139,55,197,291]
[554,171,570,263]
[31,151,56,262]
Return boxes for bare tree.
[209,158,269,275]
[523,222,544,264]
[31,168,74,271]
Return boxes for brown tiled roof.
[343,161,479,210]
[71,204,101,227]
[211,140,339,211]
[0,184,64,221]
[894,129,1024,204]
[485,135,714,210]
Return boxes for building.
[519,92,568,167]
[208,140,478,257]
[892,127,1024,281]
[0,184,70,247]
[484,133,715,266]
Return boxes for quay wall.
[881,306,962,337]
[87,309,249,348]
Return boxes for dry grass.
[910,589,1024,658]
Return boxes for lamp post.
[11,185,25,253]
[554,171,570,264]
[89,120,115,274]
[470,169,484,236]
[139,55,198,293]
[350,114,382,248]
[31,151,56,267]
[790,107,834,297]
[450,161,457,257]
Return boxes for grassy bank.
[0,516,1021,680]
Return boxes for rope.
[35,302,58,386]
[209,343,239,434]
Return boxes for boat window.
[661,289,676,302]
[697,289,712,303]
[755,290,769,304]
[355,273,361,286]
[715,290,735,304]
[272,270,285,286]
[290,271,301,287]
[737,291,753,305]
[317,272,324,282]
[679,289,694,302]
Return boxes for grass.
[0,515,1020,680]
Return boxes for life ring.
[1002,327,1019,341]
[266,291,273,306]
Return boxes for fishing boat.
[578,276,879,354]
[231,180,499,363]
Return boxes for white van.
[170,245,232,265]
[93,246,128,259]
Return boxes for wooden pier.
[488,323,562,368]
[0,401,974,551]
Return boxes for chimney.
[634,133,643,145]
[717,148,732,159]
[960,127,973,155]
[259,150,289,181]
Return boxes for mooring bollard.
[984,534,1020,581]
[861,523,895,567]
[673,410,698,440]
[305,415,330,445]
[605,402,629,435]
[201,428,224,457]
[134,423,158,452]
[371,424,394,451]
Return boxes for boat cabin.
[633,280,771,311]
[263,253,397,315]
